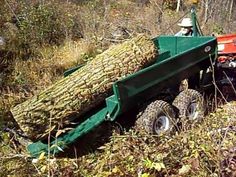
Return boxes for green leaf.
[144,158,152,169]
[141,173,150,177]
[178,164,191,175]
[153,162,165,171]
[38,152,46,160]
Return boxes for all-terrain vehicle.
[216,34,236,96]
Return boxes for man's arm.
[175,31,183,36]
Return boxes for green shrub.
[1,1,83,58]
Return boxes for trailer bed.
[28,35,217,157]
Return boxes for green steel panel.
[153,36,216,57]
[112,36,217,113]
[28,107,108,157]
[156,50,171,63]
[105,86,121,121]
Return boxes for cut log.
[11,34,158,140]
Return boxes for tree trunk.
[11,34,158,140]
[204,0,209,24]
[176,0,181,12]
[228,0,234,20]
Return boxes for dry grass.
[48,39,98,70]
[1,100,235,176]
[8,39,98,87]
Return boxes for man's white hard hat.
[178,18,193,27]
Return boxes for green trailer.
[28,35,217,157]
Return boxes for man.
[175,18,193,36]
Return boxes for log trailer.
[14,8,235,157]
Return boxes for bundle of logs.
[11,34,158,140]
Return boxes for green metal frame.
[28,35,217,157]
[191,6,203,37]
[63,63,86,77]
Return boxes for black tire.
[173,89,205,122]
[135,100,177,135]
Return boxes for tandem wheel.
[173,89,205,129]
[135,100,177,135]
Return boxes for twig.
[47,111,53,177]
[1,153,30,160]
[209,54,218,108]
[209,126,236,136]
[223,71,236,95]
[212,81,228,103]
[4,0,21,25]
[150,0,189,35]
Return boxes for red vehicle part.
[217,34,236,55]
[216,34,236,97]
[217,34,236,67]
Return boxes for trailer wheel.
[135,100,177,135]
[173,89,205,122]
